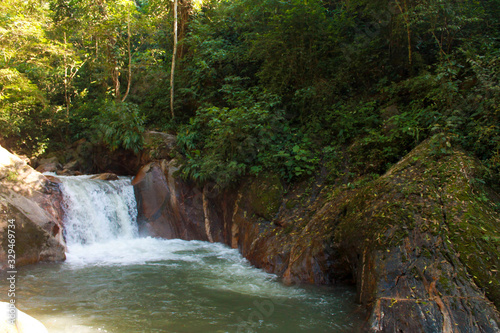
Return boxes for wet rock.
[133,161,210,240]
[229,181,352,285]
[90,173,119,181]
[63,160,79,171]
[56,169,77,176]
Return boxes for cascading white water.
[59,175,138,246]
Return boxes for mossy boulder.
[335,135,500,331]
[141,131,177,164]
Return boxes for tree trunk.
[395,0,412,66]
[63,32,70,137]
[122,14,132,102]
[170,0,178,119]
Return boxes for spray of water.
[59,175,138,246]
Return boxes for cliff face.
[0,146,66,268]
[133,160,342,284]
[134,135,500,331]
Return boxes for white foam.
[58,175,138,246]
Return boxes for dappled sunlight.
[35,314,107,333]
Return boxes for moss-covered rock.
[334,135,500,331]
[243,174,283,221]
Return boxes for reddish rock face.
[133,161,211,240]
[132,162,344,285]
[31,177,66,243]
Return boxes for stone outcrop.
[0,146,66,269]
[134,135,500,331]
[35,156,61,174]
[133,160,215,240]
[133,161,352,285]
[335,138,500,332]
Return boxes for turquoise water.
[12,238,364,333]
[3,175,364,332]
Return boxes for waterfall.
[58,175,138,246]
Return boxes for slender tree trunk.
[122,14,132,102]
[63,32,70,137]
[113,60,120,99]
[170,0,178,119]
[395,0,412,66]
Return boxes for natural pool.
[4,175,364,332]
[12,238,363,332]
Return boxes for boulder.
[34,156,61,173]
[133,160,210,240]
[0,145,66,268]
[55,159,81,175]
[62,160,79,171]
[335,136,500,331]
[141,131,177,163]
[0,302,49,333]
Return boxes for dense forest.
[1,0,499,187]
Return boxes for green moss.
[285,198,299,210]
[6,170,18,181]
[421,248,432,259]
[245,173,283,221]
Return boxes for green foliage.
[0,0,499,188]
[258,134,320,181]
[0,0,68,156]
[177,87,283,186]
[381,44,500,174]
[91,100,146,153]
